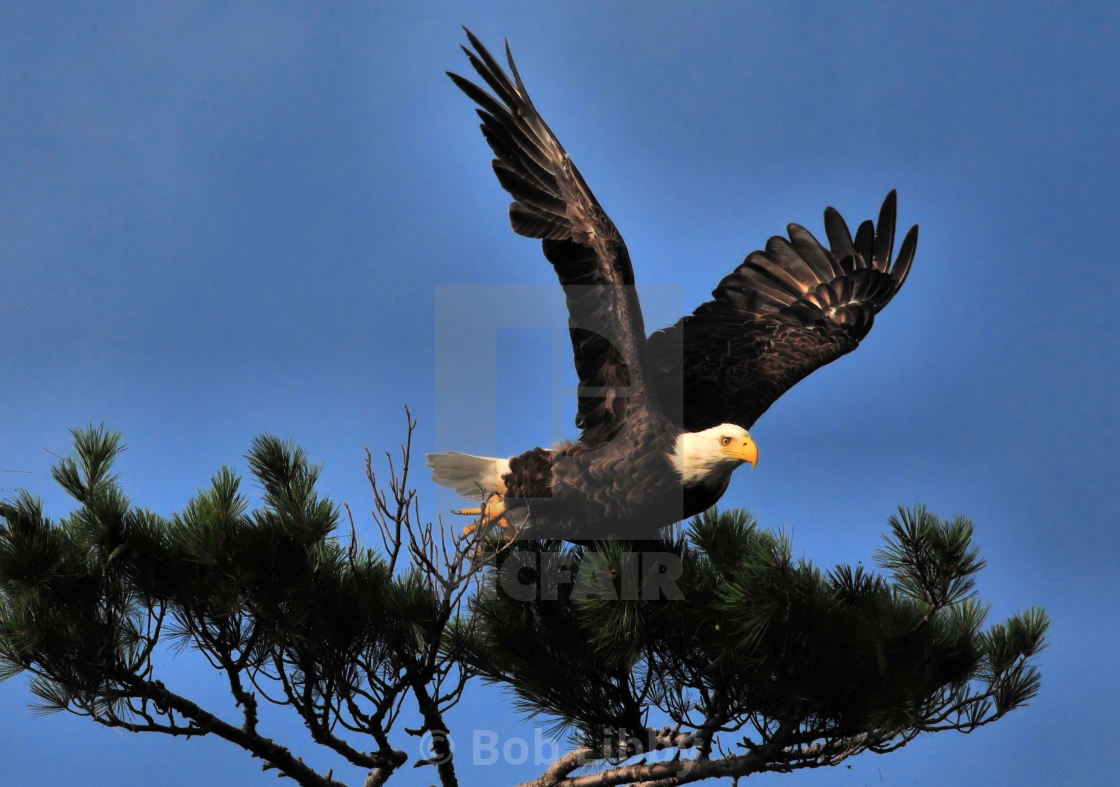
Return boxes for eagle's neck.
[669,431,738,489]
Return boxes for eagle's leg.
[454,492,510,535]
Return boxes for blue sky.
[1,2,1117,785]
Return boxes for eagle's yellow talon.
[454,493,507,536]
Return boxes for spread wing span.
[449,30,650,446]
[647,192,918,431]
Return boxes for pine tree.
[0,420,1047,786]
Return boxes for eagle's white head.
[669,423,758,486]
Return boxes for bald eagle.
[428,31,917,540]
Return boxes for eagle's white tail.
[426,451,509,499]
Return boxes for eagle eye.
[719,436,731,446]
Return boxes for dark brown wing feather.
[450,30,650,446]
[647,192,918,431]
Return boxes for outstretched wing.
[647,192,918,431]
[449,30,651,447]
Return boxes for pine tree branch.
[81,690,203,737]
[523,720,799,787]
[526,749,770,787]
[265,648,407,774]
[121,673,347,787]
[409,675,459,786]
[214,648,259,736]
[530,747,598,784]
[519,728,705,787]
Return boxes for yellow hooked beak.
[722,435,758,469]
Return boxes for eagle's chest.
[554,428,677,493]
[546,428,681,530]
[680,470,734,519]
